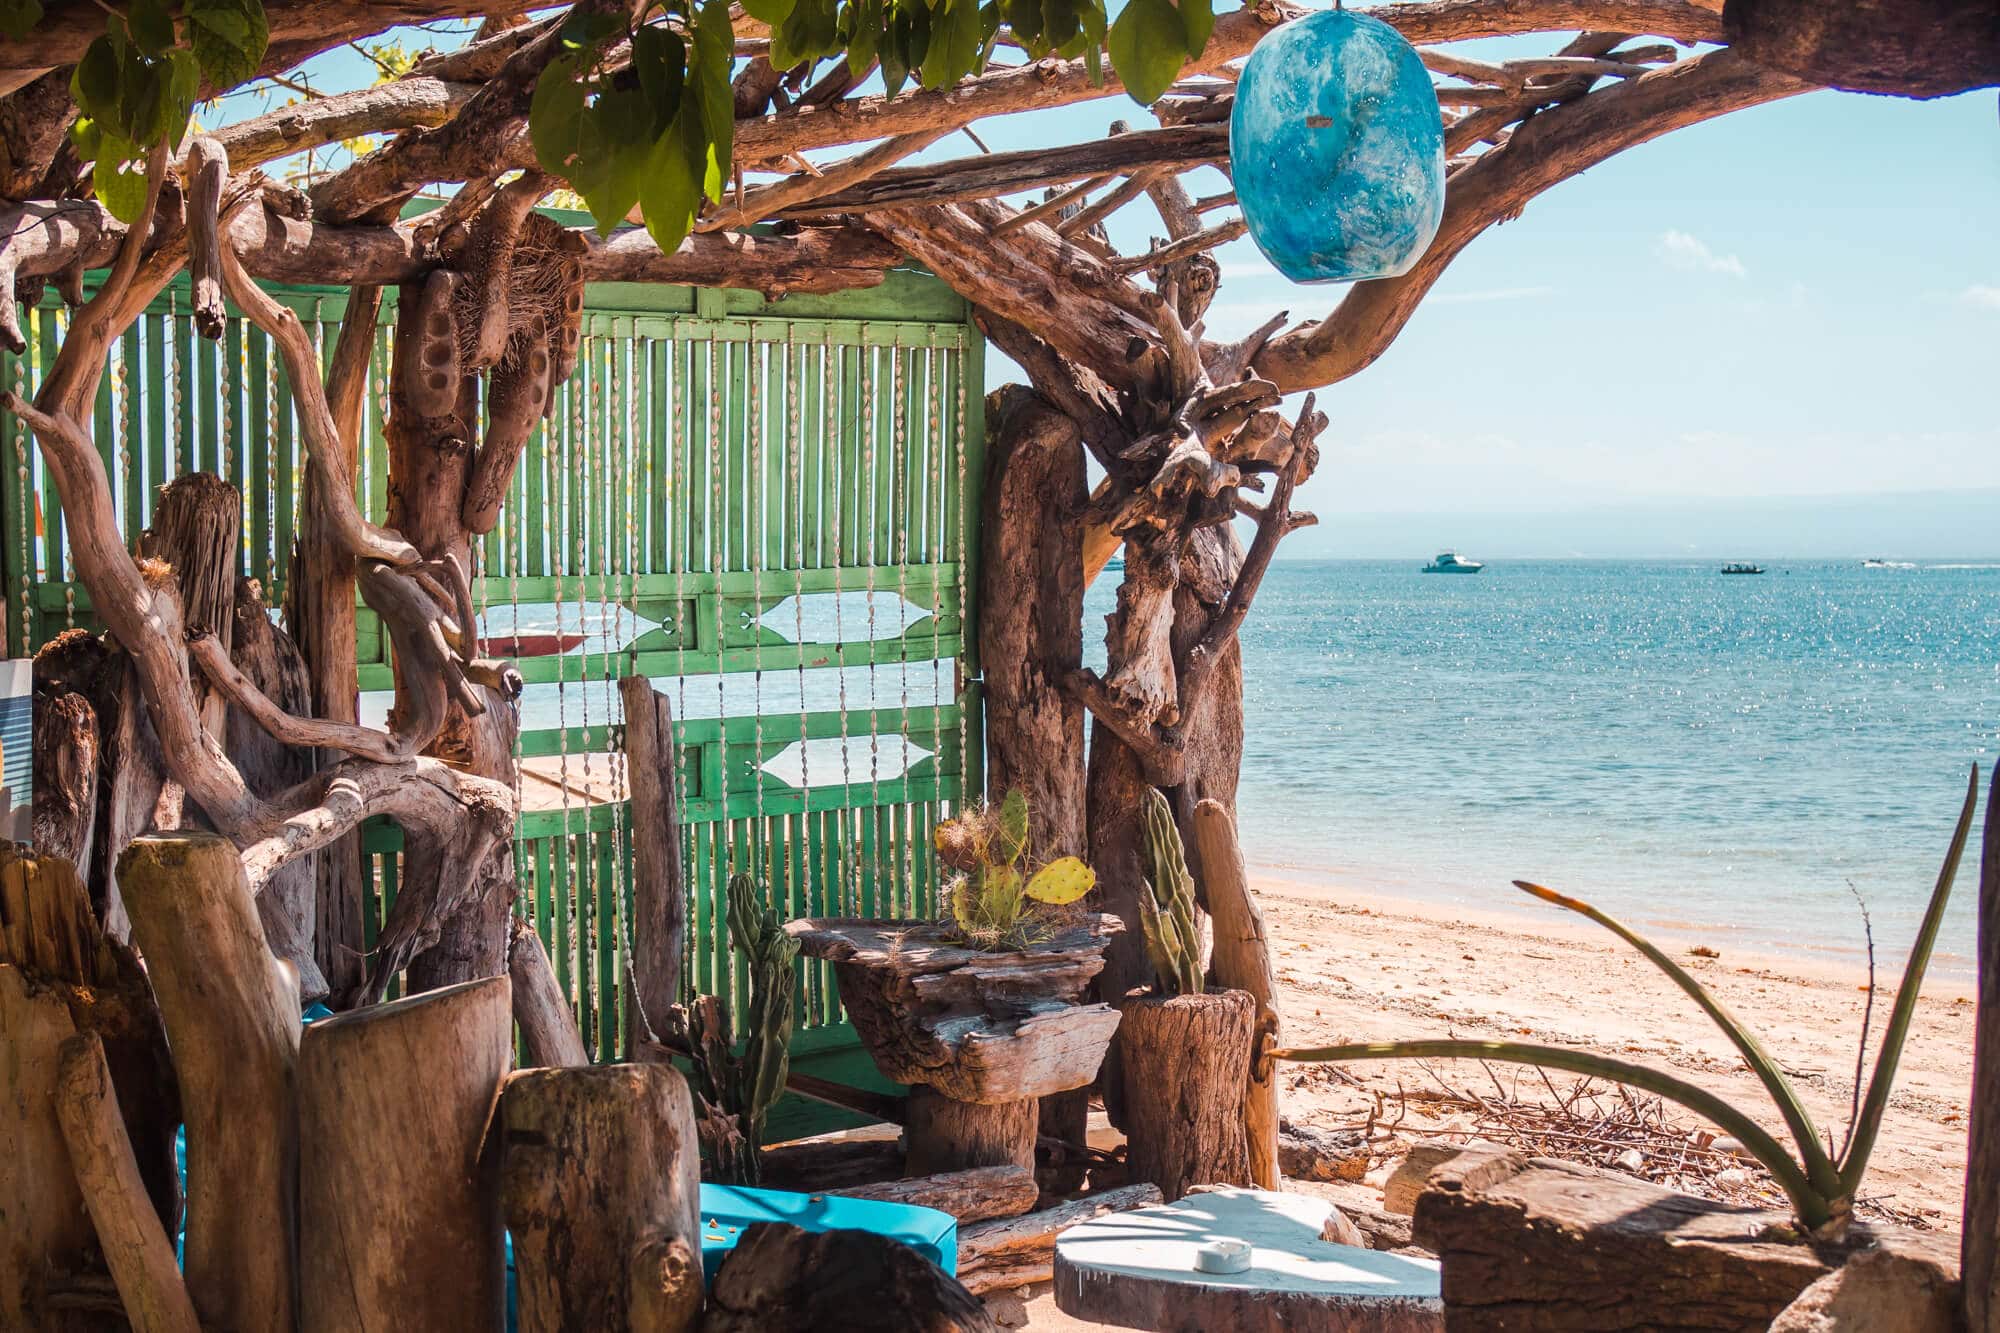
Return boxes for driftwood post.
[501,1063,705,1332]
[1117,987,1254,1201]
[298,975,512,1331]
[620,675,685,1055]
[509,916,591,1068]
[119,833,300,1333]
[1968,761,1999,1332]
[1192,799,1280,1188]
[54,1032,200,1333]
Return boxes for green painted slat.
[247,328,272,588]
[119,325,143,544]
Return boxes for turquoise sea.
[1098,559,1999,971]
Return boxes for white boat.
[1422,551,1484,574]
[1862,558,1916,569]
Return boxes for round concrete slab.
[1053,1187,1442,1333]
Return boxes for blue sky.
[246,16,1999,532]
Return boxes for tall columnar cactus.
[686,873,798,1183]
[1138,789,1203,996]
[935,788,1096,950]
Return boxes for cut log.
[759,1136,906,1193]
[501,1063,704,1332]
[299,975,511,1332]
[1036,1087,1092,1200]
[1116,987,1253,1201]
[508,915,589,1068]
[702,1221,996,1332]
[956,1182,1163,1295]
[54,1031,200,1333]
[119,833,300,1333]
[1769,1245,1960,1332]
[905,1086,1039,1177]
[1970,761,1999,1333]
[1412,1148,1961,1331]
[630,1235,704,1333]
[1192,799,1279,1188]
[619,676,684,1054]
[837,1165,1041,1224]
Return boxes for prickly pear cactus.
[1139,789,1204,996]
[935,789,1096,950]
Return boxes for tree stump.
[1412,1147,1962,1331]
[501,1063,704,1333]
[701,1222,996,1333]
[1116,987,1253,1201]
[298,975,511,1332]
[906,1086,1038,1175]
[119,833,300,1333]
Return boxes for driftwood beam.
[777,126,1229,216]
[699,126,951,230]
[833,1165,1039,1224]
[956,1184,1165,1295]
[1968,761,1999,1331]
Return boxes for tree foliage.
[29,0,1212,237]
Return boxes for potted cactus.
[1114,788,1257,1200]
[785,789,1125,1175]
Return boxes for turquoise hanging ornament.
[1230,7,1446,284]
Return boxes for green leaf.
[631,24,687,134]
[919,0,982,88]
[72,35,125,125]
[1041,0,1076,51]
[0,0,42,42]
[186,0,268,91]
[1106,0,1183,105]
[559,9,623,50]
[1005,0,1040,53]
[739,0,796,23]
[529,52,588,175]
[1837,765,1982,1193]
[1178,0,1212,58]
[129,0,174,56]
[93,133,151,223]
[639,124,701,258]
[691,0,736,202]
[878,18,910,97]
[843,0,881,74]
[1024,856,1095,905]
[574,85,653,233]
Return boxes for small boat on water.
[1422,551,1484,574]
[1862,557,1916,569]
[482,631,590,657]
[1720,563,1764,575]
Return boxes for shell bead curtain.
[1230,9,1446,284]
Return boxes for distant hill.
[1280,488,2000,560]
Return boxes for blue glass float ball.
[1230,9,1446,284]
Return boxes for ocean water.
[1092,559,1999,970]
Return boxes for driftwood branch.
[698,126,951,231]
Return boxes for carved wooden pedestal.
[787,916,1123,1175]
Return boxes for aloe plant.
[1137,788,1203,996]
[936,789,1096,950]
[1272,767,1982,1238]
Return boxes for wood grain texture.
[118,833,300,1333]
[501,1063,704,1332]
[957,1183,1164,1295]
[834,1165,1040,1224]
[904,1087,1039,1177]
[620,676,685,1053]
[1193,800,1280,1189]
[1117,988,1254,1202]
[298,976,511,1332]
[1412,1149,1961,1331]
[704,1222,995,1332]
[1968,761,1999,1332]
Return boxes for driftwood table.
[1053,1187,1443,1333]
[785,915,1123,1174]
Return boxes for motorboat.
[1720,563,1765,575]
[1422,551,1484,574]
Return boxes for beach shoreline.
[1248,865,1976,1224]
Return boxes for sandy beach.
[1016,867,1975,1329]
